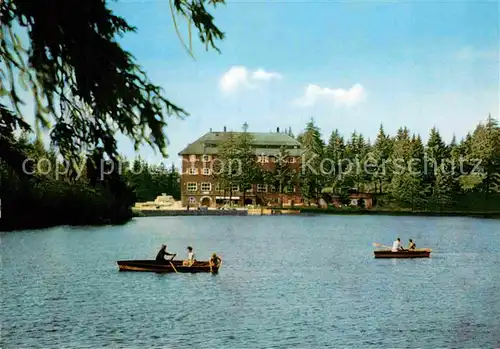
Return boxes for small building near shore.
[330,192,375,209]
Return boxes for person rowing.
[155,244,176,261]
[391,238,404,252]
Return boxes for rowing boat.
[374,248,432,259]
[116,260,221,273]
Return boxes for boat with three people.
[116,259,221,273]
[117,245,222,273]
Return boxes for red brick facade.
[180,153,304,208]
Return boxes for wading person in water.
[156,244,176,261]
[209,253,221,267]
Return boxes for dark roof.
[178,131,303,156]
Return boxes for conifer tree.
[324,129,345,191]
[297,118,325,205]
[372,124,393,193]
[235,124,261,204]
[469,114,500,197]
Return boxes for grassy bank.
[297,207,500,219]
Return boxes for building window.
[188,167,197,175]
[231,185,239,192]
[189,155,197,162]
[270,185,277,192]
[201,182,211,192]
[203,168,211,176]
[257,184,267,192]
[246,186,253,193]
[187,182,197,192]
[215,183,222,191]
[188,196,196,204]
[289,157,296,163]
[285,185,295,193]
[202,155,211,162]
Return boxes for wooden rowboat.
[374,248,432,259]
[116,260,221,273]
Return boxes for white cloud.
[294,83,367,108]
[219,66,250,93]
[219,66,282,93]
[251,68,283,81]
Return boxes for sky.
[6,0,500,168]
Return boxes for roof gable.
[178,131,302,155]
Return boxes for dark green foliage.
[123,158,181,202]
[293,115,500,212]
[297,118,325,205]
[0,133,181,231]
[1,0,224,162]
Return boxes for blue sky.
[8,0,500,168]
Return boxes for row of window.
[187,155,212,162]
[186,168,211,175]
[185,155,297,164]
[186,183,296,193]
[256,156,296,164]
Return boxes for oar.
[168,254,179,273]
[372,242,392,249]
[169,261,179,273]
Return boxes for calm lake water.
[2,215,500,348]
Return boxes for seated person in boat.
[391,238,404,252]
[408,239,416,250]
[182,246,196,266]
[156,244,176,261]
[209,253,222,267]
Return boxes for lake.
[2,215,500,348]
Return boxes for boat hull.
[116,260,220,273]
[374,249,431,258]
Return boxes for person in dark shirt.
[155,244,176,261]
[209,253,221,267]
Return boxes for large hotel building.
[178,127,304,208]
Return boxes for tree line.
[213,116,500,211]
[0,129,180,231]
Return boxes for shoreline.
[297,208,500,219]
[133,207,500,219]
[2,208,499,232]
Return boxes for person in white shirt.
[392,238,403,252]
[183,246,196,266]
